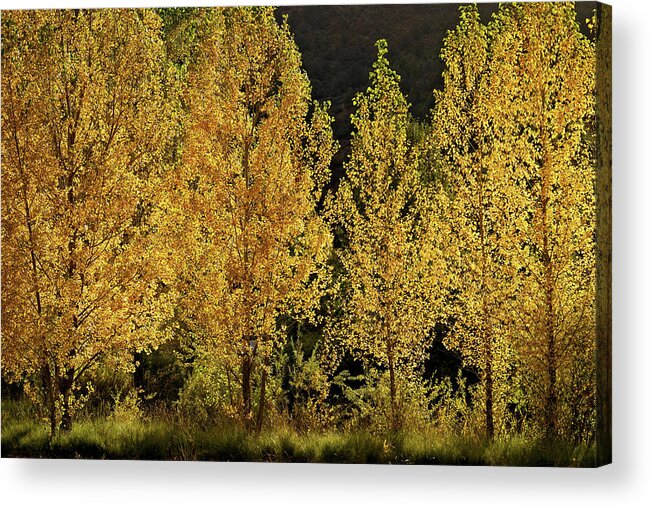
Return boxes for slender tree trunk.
[485,342,495,439]
[59,368,75,433]
[43,364,57,440]
[480,270,494,440]
[478,162,494,440]
[540,122,557,439]
[241,354,253,426]
[545,285,557,438]
[60,395,72,432]
[388,351,399,432]
[255,368,267,433]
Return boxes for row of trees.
[2,4,597,441]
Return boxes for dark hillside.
[279,2,596,173]
[279,4,497,133]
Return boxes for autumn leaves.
[432,4,596,440]
[178,8,335,431]
[2,4,597,441]
[327,40,444,432]
[2,10,177,436]
[325,3,596,439]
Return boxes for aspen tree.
[1,9,176,436]
[177,7,335,429]
[329,40,443,431]
[431,3,596,438]
[431,5,514,439]
[487,3,596,438]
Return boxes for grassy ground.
[1,413,596,466]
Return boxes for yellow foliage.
[327,40,446,431]
[431,3,596,439]
[1,9,178,434]
[174,7,336,425]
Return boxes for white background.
[1,0,648,505]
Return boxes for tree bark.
[241,354,253,426]
[540,118,557,439]
[255,367,267,433]
[485,346,495,439]
[59,368,75,433]
[388,350,399,432]
[545,288,557,439]
[478,160,494,439]
[43,364,57,440]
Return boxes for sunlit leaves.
[430,2,596,440]
[175,7,336,423]
[1,4,599,442]
[1,9,177,433]
[327,40,445,430]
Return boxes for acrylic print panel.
[0,2,611,466]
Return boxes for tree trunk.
[482,286,494,439]
[541,145,557,439]
[478,173,494,440]
[485,349,495,439]
[388,352,399,432]
[42,364,57,439]
[59,368,75,433]
[539,82,558,440]
[255,368,267,433]
[545,288,557,439]
[241,354,253,426]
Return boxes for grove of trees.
[2,3,605,455]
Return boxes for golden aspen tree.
[431,5,515,439]
[1,10,176,436]
[328,40,443,431]
[176,7,336,429]
[486,2,596,438]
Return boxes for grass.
[1,414,597,466]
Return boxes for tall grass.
[1,413,596,466]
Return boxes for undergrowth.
[1,412,596,466]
